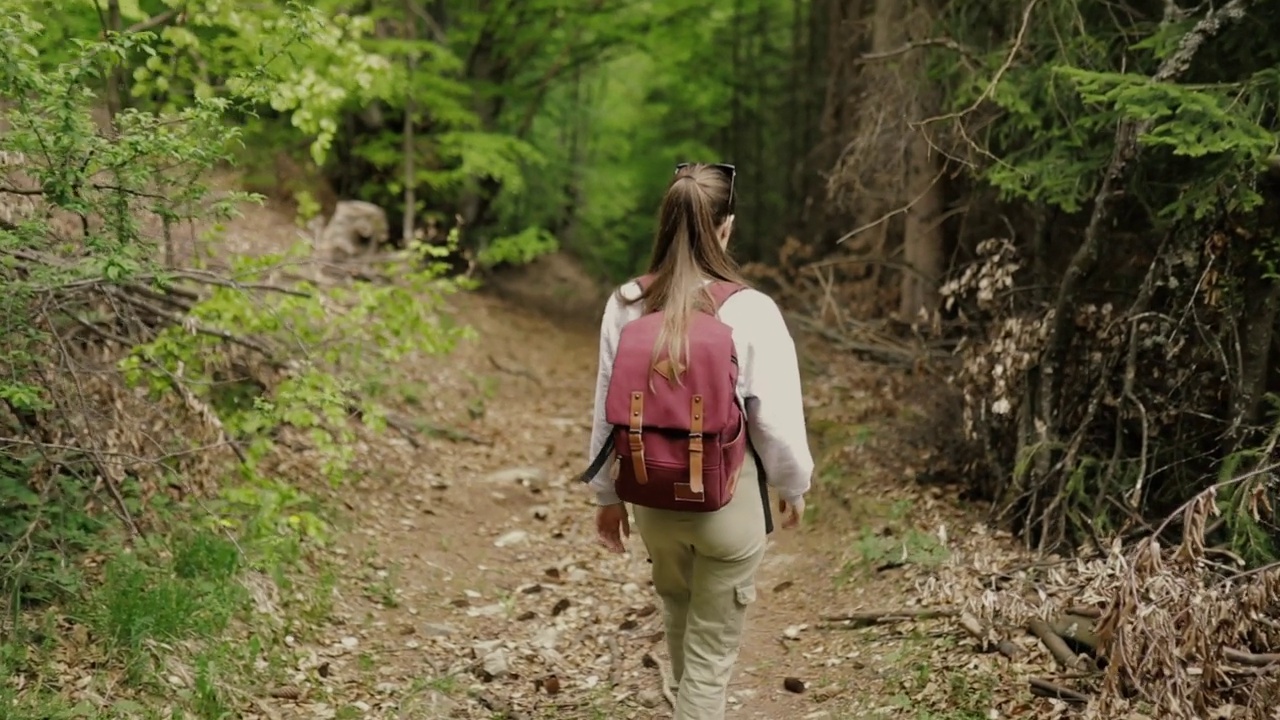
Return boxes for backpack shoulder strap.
[707,281,747,312]
[631,276,745,312]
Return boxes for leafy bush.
[0,4,467,607]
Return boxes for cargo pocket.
[734,583,757,609]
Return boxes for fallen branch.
[820,607,958,627]
[386,409,486,443]
[642,649,676,709]
[605,635,622,687]
[1029,677,1091,705]
[1028,618,1087,670]
[958,611,1023,660]
[787,312,951,367]
[1224,648,1280,667]
[1065,605,1103,619]
[489,354,543,386]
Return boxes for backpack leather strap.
[688,394,705,495]
[628,391,649,485]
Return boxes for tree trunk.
[896,2,945,322]
[898,140,945,320]
[105,0,124,122]
[402,0,417,244]
[1233,258,1280,429]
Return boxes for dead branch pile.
[937,220,1280,554]
[915,471,1280,719]
[742,238,957,368]
[0,148,425,541]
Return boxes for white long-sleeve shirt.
[587,279,815,506]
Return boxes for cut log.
[1028,618,1086,670]
[1050,613,1100,654]
[959,611,1023,660]
[1065,605,1103,619]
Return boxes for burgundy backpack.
[583,274,749,512]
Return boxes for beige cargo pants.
[632,459,767,720]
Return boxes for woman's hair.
[624,163,750,376]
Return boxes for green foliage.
[933,1,1280,225]
[0,8,250,603]
[1060,66,1278,219]
[118,234,470,537]
[476,226,559,268]
[497,0,805,277]
[1,0,467,614]
[852,523,949,572]
[0,6,487,719]
[89,535,245,664]
[14,0,814,279]
[1,508,337,719]
[120,0,396,165]
[1215,449,1279,567]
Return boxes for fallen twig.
[1223,648,1280,668]
[642,648,676,710]
[605,635,622,687]
[820,607,958,627]
[1029,677,1090,705]
[489,354,543,386]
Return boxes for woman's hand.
[779,495,806,529]
[595,503,630,553]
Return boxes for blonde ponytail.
[630,164,750,382]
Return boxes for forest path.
[220,185,1013,720]
[274,286,1000,720]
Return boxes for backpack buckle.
[688,396,705,493]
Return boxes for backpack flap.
[603,305,746,512]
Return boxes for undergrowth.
[0,493,337,720]
[876,634,997,720]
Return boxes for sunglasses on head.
[675,162,736,216]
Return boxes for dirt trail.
[253,280,994,720]
[215,190,1002,720]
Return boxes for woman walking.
[584,162,815,719]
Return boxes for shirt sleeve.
[587,292,623,505]
[740,295,814,505]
